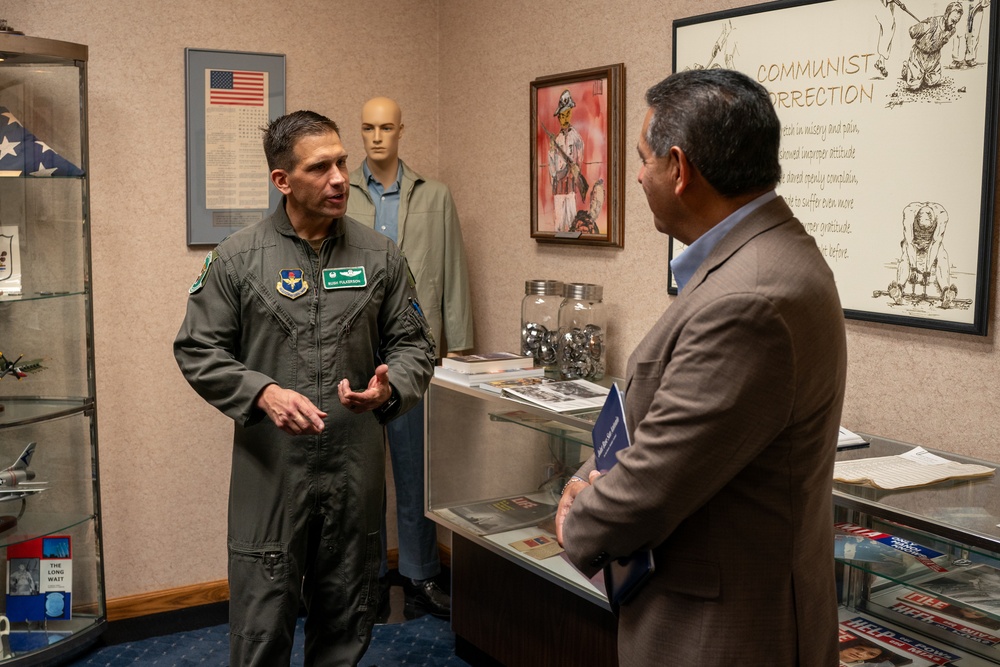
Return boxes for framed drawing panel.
[185,48,285,246]
[673,0,998,335]
[530,64,625,248]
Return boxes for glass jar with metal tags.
[557,283,606,381]
[521,280,563,372]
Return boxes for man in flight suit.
[174,110,435,666]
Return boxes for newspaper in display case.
[501,379,609,413]
[914,565,1000,620]
[437,494,557,536]
[838,609,973,666]
[872,588,1000,651]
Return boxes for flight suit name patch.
[277,269,308,299]
[323,266,367,290]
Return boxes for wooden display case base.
[451,533,618,667]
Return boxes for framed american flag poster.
[185,49,285,246]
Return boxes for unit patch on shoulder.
[277,269,309,299]
[188,250,218,294]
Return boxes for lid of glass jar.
[563,283,602,301]
[525,280,564,296]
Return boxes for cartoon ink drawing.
[874,0,898,78]
[884,202,960,309]
[952,0,991,68]
[902,1,965,90]
[688,20,739,71]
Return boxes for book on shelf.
[839,609,965,666]
[433,365,544,387]
[590,383,654,606]
[833,446,995,490]
[440,494,557,536]
[6,535,72,622]
[441,352,535,373]
[478,375,551,394]
[501,379,609,413]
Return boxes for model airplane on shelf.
[0,442,46,503]
[0,352,45,380]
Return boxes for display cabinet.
[425,377,616,667]
[428,379,1000,666]
[835,437,1000,666]
[0,33,106,664]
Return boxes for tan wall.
[5,0,999,602]
[3,0,443,599]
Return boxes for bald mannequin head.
[361,97,405,174]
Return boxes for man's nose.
[330,167,346,185]
[373,128,382,143]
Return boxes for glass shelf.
[0,513,96,550]
[0,399,91,429]
[0,291,88,304]
[488,409,596,447]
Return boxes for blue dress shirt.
[363,160,403,243]
[670,190,777,292]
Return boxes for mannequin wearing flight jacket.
[347,96,472,619]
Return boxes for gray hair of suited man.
[262,110,341,173]
[644,69,782,198]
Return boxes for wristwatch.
[373,384,401,424]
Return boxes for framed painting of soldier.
[672,0,998,335]
[530,63,626,248]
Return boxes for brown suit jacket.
[564,196,847,666]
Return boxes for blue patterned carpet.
[68,615,472,666]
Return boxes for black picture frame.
[672,0,998,335]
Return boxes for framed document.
[185,48,285,246]
[673,0,998,335]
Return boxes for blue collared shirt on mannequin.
[670,190,777,292]
[362,160,403,242]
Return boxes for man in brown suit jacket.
[557,69,847,666]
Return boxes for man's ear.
[271,168,291,195]
[398,123,405,141]
[669,145,691,195]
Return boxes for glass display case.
[425,377,605,603]
[427,380,1000,666]
[835,437,1000,666]
[425,377,617,667]
[0,32,106,664]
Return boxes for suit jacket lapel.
[681,196,795,296]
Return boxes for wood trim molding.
[107,579,229,621]
[106,545,452,621]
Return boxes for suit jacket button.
[590,552,609,568]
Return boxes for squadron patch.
[188,250,218,294]
[323,266,367,290]
[277,269,309,299]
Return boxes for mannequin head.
[361,97,405,168]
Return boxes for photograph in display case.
[530,64,625,247]
[672,0,998,334]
